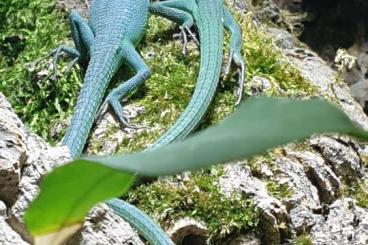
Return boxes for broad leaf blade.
[25,97,368,238]
[24,162,135,237]
[98,97,368,175]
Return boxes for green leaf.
[25,97,368,238]
[25,163,135,235]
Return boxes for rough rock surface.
[223,234,261,245]
[310,198,368,245]
[167,218,208,245]
[1,0,368,244]
[0,201,29,245]
[0,93,144,244]
[0,93,27,205]
[219,164,290,244]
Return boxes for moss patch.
[0,3,316,148]
[1,4,318,242]
[127,168,259,242]
[266,181,293,200]
[0,0,82,142]
[342,181,368,208]
[294,234,313,245]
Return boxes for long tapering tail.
[62,50,117,157]
[62,49,175,244]
[150,2,224,149]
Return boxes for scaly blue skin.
[49,0,174,244]
[148,0,245,149]
[108,1,246,243]
[50,0,244,244]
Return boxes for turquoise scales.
[48,0,244,244]
[48,0,173,244]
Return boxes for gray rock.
[66,204,145,245]
[0,201,29,245]
[310,198,368,245]
[249,76,273,95]
[0,93,144,244]
[311,136,362,179]
[86,105,147,155]
[167,218,208,245]
[266,27,300,50]
[288,204,318,235]
[276,157,320,209]
[222,234,261,245]
[56,0,91,17]
[288,151,341,204]
[225,0,249,14]
[0,93,28,205]
[354,206,368,245]
[284,48,368,130]
[219,164,289,245]
[9,142,71,242]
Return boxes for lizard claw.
[31,46,81,80]
[179,26,189,56]
[223,49,246,106]
[174,25,199,56]
[97,95,147,130]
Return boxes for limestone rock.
[67,204,145,245]
[167,218,208,245]
[222,234,261,245]
[0,93,144,244]
[310,198,368,245]
[311,136,362,179]
[249,76,273,95]
[288,151,341,204]
[0,201,29,245]
[0,93,27,205]
[276,157,320,209]
[219,164,289,245]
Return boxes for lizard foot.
[30,46,80,80]
[97,96,147,130]
[174,25,199,55]
[223,49,246,106]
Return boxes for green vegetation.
[25,97,368,242]
[266,181,293,199]
[0,2,316,148]
[294,234,313,245]
[128,168,258,242]
[0,0,81,142]
[342,181,368,208]
[5,2,361,244]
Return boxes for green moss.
[0,2,316,149]
[238,14,316,97]
[342,181,368,208]
[294,234,313,245]
[115,13,317,152]
[128,168,259,242]
[266,181,293,199]
[0,0,82,143]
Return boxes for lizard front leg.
[97,43,151,128]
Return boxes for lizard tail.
[62,50,118,157]
[151,2,224,149]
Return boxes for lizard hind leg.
[97,43,151,129]
[223,7,246,106]
[150,0,197,55]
